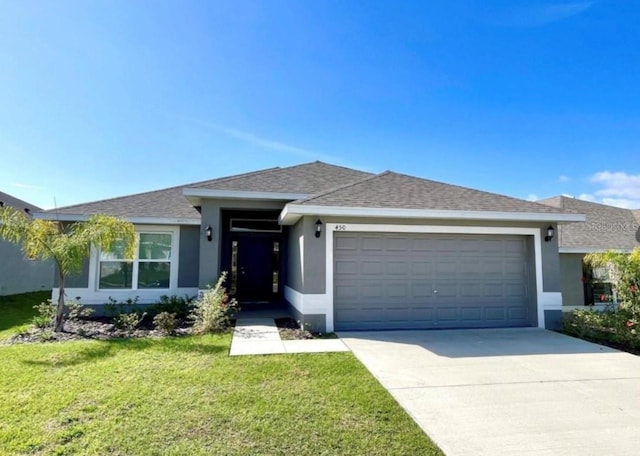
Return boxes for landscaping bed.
[275,317,337,340]
[563,307,640,356]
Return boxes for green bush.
[189,272,239,334]
[148,295,194,319]
[66,300,94,321]
[32,300,56,329]
[564,307,640,350]
[153,312,178,335]
[114,312,146,332]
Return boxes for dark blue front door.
[231,233,279,301]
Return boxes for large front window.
[99,232,173,290]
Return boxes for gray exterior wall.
[559,253,585,307]
[286,219,304,292]
[544,310,563,330]
[539,224,561,292]
[178,225,200,287]
[0,241,53,295]
[198,198,286,288]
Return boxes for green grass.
[0,291,50,340]
[0,295,442,456]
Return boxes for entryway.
[221,210,286,304]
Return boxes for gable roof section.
[0,191,41,217]
[185,161,373,195]
[37,162,372,223]
[281,171,584,224]
[538,196,640,252]
[39,186,201,222]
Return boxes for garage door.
[334,233,534,330]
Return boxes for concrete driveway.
[339,328,640,456]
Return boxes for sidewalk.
[229,317,350,356]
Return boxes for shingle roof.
[296,171,567,213]
[48,185,202,219]
[45,162,372,219]
[538,196,640,251]
[0,191,41,217]
[189,161,373,194]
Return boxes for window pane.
[139,234,172,260]
[138,262,170,289]
[100,239,130,260]
[99,262,133,289]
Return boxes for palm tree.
[0,207,136,331]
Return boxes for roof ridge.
[294,171,385,204]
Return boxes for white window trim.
[89,225,181,292]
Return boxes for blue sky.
[1,0,639,210]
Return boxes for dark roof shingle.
[45,162,372,219]
[538,196,640,250]
[0,191,41,217]
[189,161,373,194]
[296,171,567,213]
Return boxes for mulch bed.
[4,318,194,345]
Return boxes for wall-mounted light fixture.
[315,219,323,238]
[544,225,555,242]
[205,225,213,242]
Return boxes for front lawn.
[0,291,49,340]
[0,298,442,455]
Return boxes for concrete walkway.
[229,318,350,356]
[340,328,640,456]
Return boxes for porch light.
[544,225,555,242]
[315,219,323,238]
[205,225,213,242]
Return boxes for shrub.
[148,295,194,319]
[32,300,56,329]
[105,296,140,317]
[66,300,94,321]
[189,272,239,334]
[114,312,146,332]
[564,307,640,350]
[153,312,178,335]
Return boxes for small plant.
[149,295,194,318]
[105,296,140,316]
[37,330,55,342]
[66,300,94,321]
[114,312,146,333]
[189,272,239,334]
[32,300,56,329]
[153,312,178,335]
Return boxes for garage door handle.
[433,289,438,294]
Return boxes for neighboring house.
[35,161,584,331]
[538,196,640,311]
[0,191,54,296]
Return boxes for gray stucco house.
[0,191,53,296]
[35,161,585,331]
[539,196,640,312]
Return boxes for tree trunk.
[54,269,65,332]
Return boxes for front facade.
[539,196,640,313]
[0,192,54,295]
[38,162,584,331]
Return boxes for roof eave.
[559,247,635,254]
[279,204,586,225]
[183,188,309,206]
[33,212,201,225]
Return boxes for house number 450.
[335,225,347,231]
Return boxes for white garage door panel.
[334,233,533,330]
